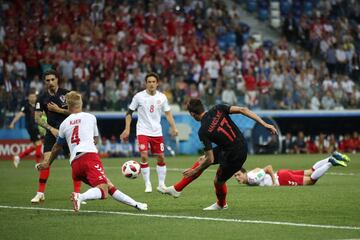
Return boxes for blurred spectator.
[321,90,336,110]
[99,136,109,158]
[280,91,295,110]
[243,68,258,108]
[306,137,318,154]
[59,53,75,89]
[221,83,237,105]
[106,135,121,158]
[270,66,284,106]
[204,55,220,86]
[327,134,338,153]
[0,56,3,85]
[74,61,90,92]
[282,133,295,154]
[294,131,307,154]
[338,134,352,153]
[315,133,329,154]
[118,140,134,157]
[350,131,360,153]
[29,75,43,94]
[310,92,321,110]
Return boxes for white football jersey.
[247,169,278,186]
[129,90,171,137]
[58,112,99,164]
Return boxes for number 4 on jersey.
[71,125,80,145]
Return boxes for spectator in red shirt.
[306,136,318,154]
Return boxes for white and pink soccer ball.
[121,160,141,179]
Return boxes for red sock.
[174,161,203,192]
[140,162,149,168]
[108,186,117,196]
[38,167,50,193]
[73,179,82,193]
[19,145,35,158]
[214,183,227,207]
[35,144,42,163]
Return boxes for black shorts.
[27,127,41,142]
[44,131,70,156]
[212,145,247,182]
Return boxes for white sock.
[311,162,332,180]
[141,166,151,185]
[79,188,102,202]
[111,189,138,207]
[156,164,166,187]
[312,158,330,170]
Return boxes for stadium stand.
[0,0,359,118]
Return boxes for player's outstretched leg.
[158,160,205,197]
[332,151,351,163]
[310,156,347,184]
[14,145,36,168]
[13,155,20,168]
[34,144,42,163]
[108,186,148,211]
[71,187,106,212]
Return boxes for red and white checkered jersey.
[59,112,99,164]
[129,90,171,137]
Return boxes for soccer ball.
[121,160,141,179]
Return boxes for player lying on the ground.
[234,152,351,186]
[159,151,350,197]
[36,91,147,212]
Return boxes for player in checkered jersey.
[36,91,147,212]
[234,152,350,186]
[120,72,178,193]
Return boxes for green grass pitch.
[0,154,359,240]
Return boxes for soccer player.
[32,69,81,203]
[234,152,350,186]
[36,91,147,212]
[9,88,43,168]
[120,72,178,193]
[160,98,277,210]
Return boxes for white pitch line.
[326,172,355,176]
[0,205,359,231]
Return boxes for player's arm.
[8,111,25,128]
[35,111,53,131]
[47,102,70,115]
[120,109,133,142]
[165,111,178,137]
[263,165,276,186]
[183,132,213,178]
[36,138,64,170]
[229,106,278,135]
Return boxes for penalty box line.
[0,205,359,231]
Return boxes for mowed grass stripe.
[1,205,359,231]
[47,166,357,176]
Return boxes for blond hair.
[66,91,82,110]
